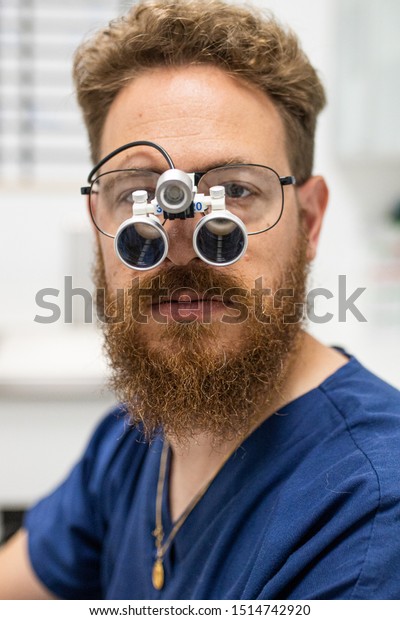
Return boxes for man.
[1,0,400,600]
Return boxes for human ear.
[296,176,328,261]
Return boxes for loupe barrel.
[114,217,168,270]
[193,212,248,266]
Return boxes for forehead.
[100,65,289,172]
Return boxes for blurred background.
[0,0,399,539]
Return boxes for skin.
[0,65,347,597]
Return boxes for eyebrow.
[102,155,248,175]
[104,156,167,175]
[96,168,159,187]
[194,157,248,172]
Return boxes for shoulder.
[23,406,156,599]
[254,358,400,599]
[318,356,400,462]
[81,406,146,468]
[77,406,152,501]
[316,358,400,598]
[314,356,400,497]
[320,354,400,412]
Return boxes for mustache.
[120,263,250,302]
[98,263,255,326]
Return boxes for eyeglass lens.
[89,145,284,237]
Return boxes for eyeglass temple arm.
[280,175,296,186]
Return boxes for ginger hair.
[73,0,326,183]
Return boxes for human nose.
[164,217,199,266]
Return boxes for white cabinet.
[0,328,114,508]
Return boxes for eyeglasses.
[81,141,296,239]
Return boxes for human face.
[94,65,327,440]
[97,65,307,348]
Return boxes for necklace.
[151,439,244,590]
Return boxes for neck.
[167,331,348,522]
[167,340,294,522]
[167,432,253,523]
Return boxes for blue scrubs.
[25,355,400,599]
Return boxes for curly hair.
[73,0,326,183]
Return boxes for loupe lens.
[115,218,168,270]
[194,213,248,266]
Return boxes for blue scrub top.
[25,355,400,599]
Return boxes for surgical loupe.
[81,140,290,271]
[114,176,248,270]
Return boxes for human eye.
[223,182,252,200]
[116,186,134,206]
[103,171,157,210]
[201,166,260,207]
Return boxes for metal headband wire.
[86,140,175,183]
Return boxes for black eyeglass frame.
[80,140,296,238]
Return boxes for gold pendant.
[152,558,165,590]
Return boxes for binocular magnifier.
[115,169,248,271]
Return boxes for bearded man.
[1,0,400,600]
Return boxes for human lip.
[150,290,227,322]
